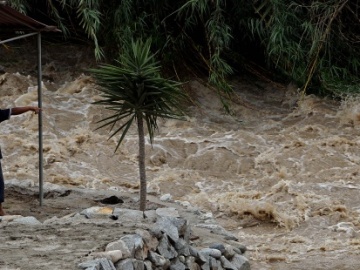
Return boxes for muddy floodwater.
[1,47,360,269]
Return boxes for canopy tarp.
[0,2,60,206]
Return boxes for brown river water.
[1,44,360,269]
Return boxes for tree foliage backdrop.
[9,0,360,99]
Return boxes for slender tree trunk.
[137,114,147,212]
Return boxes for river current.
[1,55,360,269]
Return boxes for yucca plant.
[90,39,187,211]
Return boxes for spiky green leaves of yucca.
[90,38,187,211]
[90,38,187,151]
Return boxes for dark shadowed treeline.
[8,0,360,101]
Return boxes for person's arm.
[11,106,41,115]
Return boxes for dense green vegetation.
[9,0,360,100]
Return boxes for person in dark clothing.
[0,106,41,216]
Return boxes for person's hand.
[31,107,41,114]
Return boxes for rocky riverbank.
[0,181,250,270]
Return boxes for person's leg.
[0,161,5,216]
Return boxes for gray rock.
[236,245,247,254]
[195,250,208,264]
[112,208,156,223]
[148,250,170,268]
[170,257,186,270]
[230,254,250,270]
[144,260,153,270]
[116,258,134,270]
[215,258,224,270]
[157,233,178,259]
[209,244,226,254]
[167,217,189,239]
[135,228,159,251]
[201,260,210,270]
[179,255,186,263]
[189,246,199,257]
[223,244,236,259]
[224,235,239,241]
[160,194,173,202]
[133,259,145,270]
[199,248,222,259]
[80,206,113,219]
[106,240,132,259]
[156,207,180,218]
[92,250,123,264]
[149,226,163,239]
[77,210,251,270]
[120,234,145,260]
[78,258,116,270]
[174,238,190,256]
[185,256,201,270]
[78,259,99,270]
[209,257,222,270]
[220,256,237,270]
[198,251,210,270]
[155,217,179,242]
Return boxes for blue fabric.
[0,109,10,202]
[0,109,10,123]
[0,162,4,203]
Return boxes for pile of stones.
[78,207,250,270]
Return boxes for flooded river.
[1,46,360,269]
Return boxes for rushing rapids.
[1,53,360,269]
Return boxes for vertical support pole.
[37,32,44,206]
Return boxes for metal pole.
[37,32,44,206]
